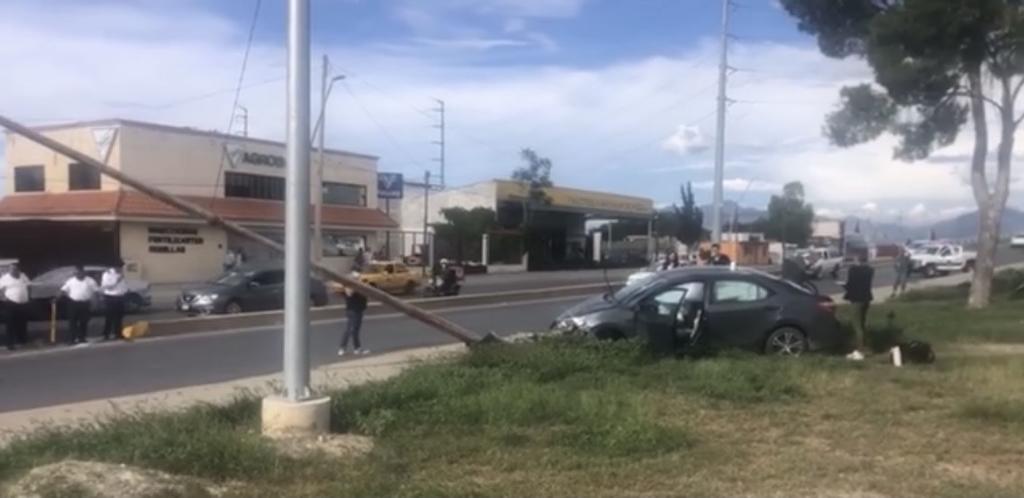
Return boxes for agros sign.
[227,144,286,169]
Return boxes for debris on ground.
[4,460,235,498]
[265,433,374,459]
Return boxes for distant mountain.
[846,207,1024,242]
[698,201,766,231]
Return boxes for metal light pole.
[313,55,346,262]
[711,0,731,243]
[283,0,312,402]
[422,170,431,276]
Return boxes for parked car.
[553,266,843,356]
[28,265,152,317]
[1011,233,1024,249]
[178,265,328,315]
[909,243,976,278]
[797,247,843,279]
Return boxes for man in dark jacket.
[844,255,874,361]
[708,244,732,266]
[338,274,369,357]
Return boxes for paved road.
[4,249,1022,413]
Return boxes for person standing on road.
[352,247,369,273]
[844,255,875,361]
[223,248,238,272]
[892,243,913,297]
[661,252,680,271]
[101,261,128,341]
[61,266,99,346]
[709,244,732,266]
[338,273,369,357]
[0,263,31,350]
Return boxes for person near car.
[843,255,874,361]
[352,247,370,273]
[101,261,128,341]
[338,274,369,357]
[892,243,913,297]
[708,244,732,266]
[660,252,680,271]
[222,249,238,272]
[60,266,99,346]
[0,263,31,350]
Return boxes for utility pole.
[313,55,328,262]
[235,105,249,137]
[422,170,431,276]
[711,0,732,243]
[433,99,446,188]
[283,0,312,402]
[312,55,345,262]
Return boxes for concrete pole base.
[261,395,331,436]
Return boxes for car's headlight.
[194,294,219,306]
[554,315,592,333]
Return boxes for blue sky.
[0,0,1018,224]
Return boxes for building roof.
[9,118,379,161]
[0,191,398,230]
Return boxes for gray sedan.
[554,266,844,356]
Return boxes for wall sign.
[148,227,204,254]
[225,144,286,169]
[377,172,404,199]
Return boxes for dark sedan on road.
[178,265,329,315]
[553,267,844,356]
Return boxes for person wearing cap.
[0,263,31,350]
[101,261,128,341]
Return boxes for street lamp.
[312,55,346,262]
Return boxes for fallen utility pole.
[0,114,480,345]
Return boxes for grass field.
[2,280,1023,497]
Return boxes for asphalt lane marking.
[0,295,584,362]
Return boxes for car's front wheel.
[764,327,807,356]
[224,301,244,315]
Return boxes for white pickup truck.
[910,243,976,278]
[796,247,844,280]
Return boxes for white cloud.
[0,0,1019,218]
[908,203,928,217]
[861,202,879,212]
[693,178,781,192]
[661,125,710,156]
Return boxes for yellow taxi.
[330,261,423,295]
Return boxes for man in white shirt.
[101,261,128,341]
[60,266,99,346]
[0,263,31,350]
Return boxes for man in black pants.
[60,266,99,346]
[1,263,31,350]
[338,274,369,356]
[101,261,128,340]
[844,255,875,361]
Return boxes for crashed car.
[554,266,843,356]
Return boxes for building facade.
[0,119,396,283]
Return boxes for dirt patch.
[4,460,235,498]
[265,433,374,459]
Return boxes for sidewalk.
[0,343,465,445]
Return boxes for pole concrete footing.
[261,395,331,436]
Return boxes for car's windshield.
[611,275,660,302]
[34,267,74,284]
[214,270,254,286]
[924,247,941,255]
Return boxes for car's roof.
[653,266,773,280]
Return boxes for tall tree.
[511,148,553,228]
[757,181,816,247]
[432,207,496,262]
[657,182,705,248]
[780,0,1024,308]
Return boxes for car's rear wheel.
[124,293,145,314]
[923,264,938,278]
[404,280,417,295]
[764,327,807,357]
[963,260,975,273]
[224,301,243,315]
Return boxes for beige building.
[0,119,396,283]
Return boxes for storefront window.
[322,182,366,207]
[323,233,366,257]
[225,172,285,201]
[68,163,101,190]
[14,166,45,192]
